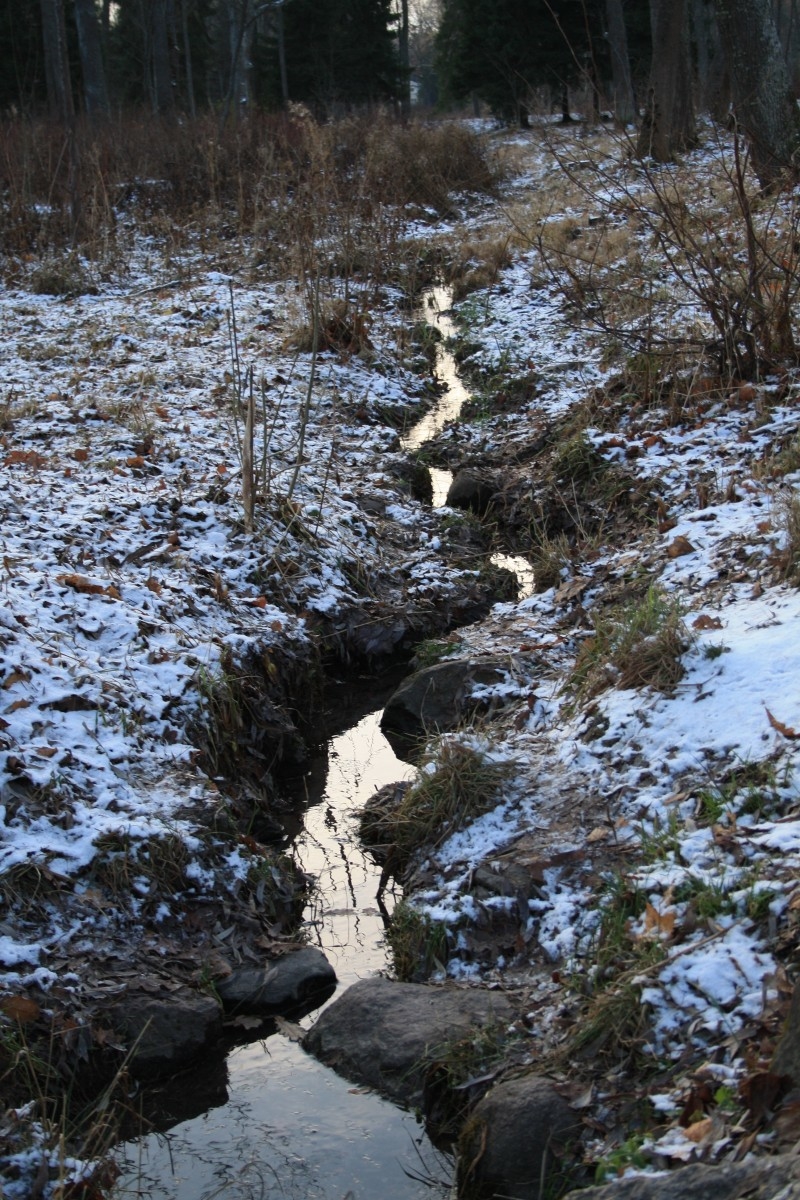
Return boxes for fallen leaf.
[1,995,41,1022]
[642,901,676,939]
[555,576,590,604]
[766,708,800,740]
[692,613,723,630]
[72,448,89,462]
[4,449,47,468]
[271,619,283,632]
[274,1015,306,1042]
[667,535,696,558]
[126,455,146,468]
[57,573,106,595]
[228,1014,263,1031]
[683,1116,714,1143]
[586,826,609,844]
[2,671,30,689]
[145,577,162,595]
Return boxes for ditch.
[115,283,531,1200]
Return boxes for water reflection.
[116,678,447,1200]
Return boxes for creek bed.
[116,674,452,1199]
[117,282,530,1198]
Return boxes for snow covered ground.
[3,116,800,1183]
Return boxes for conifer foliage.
[0,0,402,115]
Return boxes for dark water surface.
[116,676,452,1200]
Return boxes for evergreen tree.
[0,0,47,110]
[435,0,605,125]
[256,0,400,110]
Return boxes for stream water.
[116,675,450,1200]
[116,286,532,1199]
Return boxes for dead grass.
[365,740,514,873]
[570,586,691,701]
[778,489,800,582]
[0,112,497,272]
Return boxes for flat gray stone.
[215,947,336,1015]
[562,1154,800,1200]
[458,1074,581,1200]
[110,990,222,1077]
[303,975,514,1106]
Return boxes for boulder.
[109,990,222,1078]
[304,975,514,1107]
[215,947,337,1016]
[562,1154,800,1200]
[446,468,498,515]
[380,657,508,747]
[457,1074,581,1200]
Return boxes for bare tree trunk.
[714,0,800,185]
[40,0,75,121]
[276,3,288,105]
[399,0,410,119]
[73,0,110,117]
[605,0,635,124]
[180,0,196,117]
[151,0,174,114]
[637,0,696,160]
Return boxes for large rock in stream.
[303,975,515,1107]
[458,1073,581,1200]
[109,990,223,1078]
[380,657,510,748]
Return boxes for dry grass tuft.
[571,586,691,701]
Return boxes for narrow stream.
[116,677,451,1200]
[402,287,535,598]
[116,283,532,1199]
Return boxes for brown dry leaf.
[126,455,146,468]
[57,573,107,595]
[692,614,723,630]
[229,1014,263,1031]
[1,995,41,1023]
[667,535,696,558]
[683,1117,714,1143]
[643,901,676,939]
[145,576,162,595]
[105,585,121,600]
[274,1015,306,1042]
[586,826,609,844]
[3,671,30,689]
[32,746,57,758]
[555,577,590,605]
[766,708,800,740]
[72,448,89,462]
[4,449,47,468]
[271,619,283,632]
